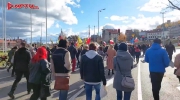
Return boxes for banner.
[76,36,83,48]
[86,38,91,45]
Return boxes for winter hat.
[153,38,161,44]
[118,42,127,51]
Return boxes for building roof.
[103,29,118,34]
[0,39,24,44]
[125,30,133,33]
[148,29,162,33]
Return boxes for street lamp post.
[45,0,47,45]
[161,12,165,46]
[4,0,7,52]
[98,8,105,37]
[41,23,43,45]
[2,0,4,53]
[40,22,45,45]
[30,0,32,44]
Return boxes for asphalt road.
[0,50,180,100]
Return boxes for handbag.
[100,83,107,98]
[116,57,135,89]
[40,84,51,98]
[54,76,69,90]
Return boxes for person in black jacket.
[76,47,82,68]
[165,41,176,61]
[80,43,106,100]
[68,42,77,72]
[114,43,118,51]
[46,46,51,62]
[8,42,31,99]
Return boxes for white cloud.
[105,17,109,19]
[76,0,81,3]
[122,21,130,23]
[99,10,180,34]
[55,23,60,28]
[139,0,169,12]
[81,10,84,14]
[110,15,129,21]
[0,0,79,40]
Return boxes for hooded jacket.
[80,50,106,85]
[145,43,170,73]
[113,50,134,91]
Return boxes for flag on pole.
[84,38,87,44]
[77,36,83,48]
[86,37,91,44]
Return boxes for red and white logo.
[7,2,39,10]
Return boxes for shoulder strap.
[115,57,124,75]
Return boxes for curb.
[0,67,6,70]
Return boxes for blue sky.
[55,0,150,33]
[46,0,170,41]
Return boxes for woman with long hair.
[107,45,116,75]
[29,47,51,100]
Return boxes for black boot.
[8,91,15,99]
[136,58,139,64]
[112,70,114,74]
[7,68,9,72]
[108,69,110,76]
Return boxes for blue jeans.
[59,90,68,100]
[116,90,131,100]
[85,83,101,100]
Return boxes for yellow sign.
[132,34,135,37]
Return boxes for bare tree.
[167,0,180,10]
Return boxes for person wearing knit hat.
[118,42,128,51]
[113,42,134,100]
[145,38,170,100]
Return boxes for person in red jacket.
[134,45,141,64]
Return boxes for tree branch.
[168,0,180,10]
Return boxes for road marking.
[138,62,142,100]
[0,76,11,80]
[69,87,84,100]
[177,86,180,91]
[69,76,114,100]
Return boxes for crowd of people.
[5,38,180,100]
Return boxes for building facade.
[0,39,26,50]
[168,25,180,38]
[102,29,119,43]
[146,29,169,40]
[125,29,140,41]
